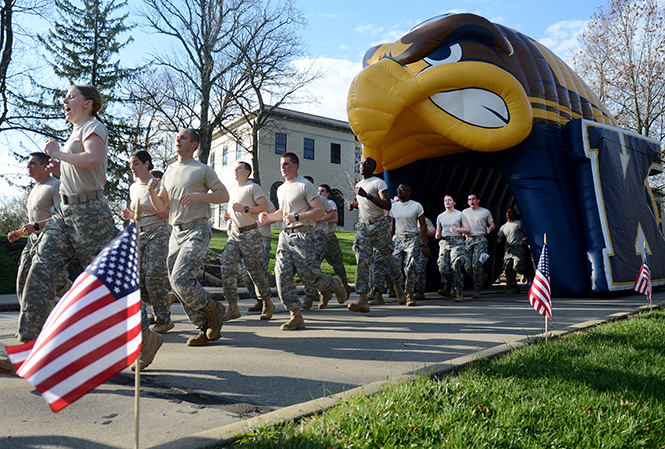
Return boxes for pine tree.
[20,0,151,206]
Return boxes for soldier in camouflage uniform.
[258,153,347,330]
[462,193,495,299]
[347,157,407,313]
[303,184,352,310]
[8,152,71,315]
[17,85,121,344]
[497,207,532,294]
[415,217,436,300]
[435,195,471,301]
[219,162,274,321]
[389,184,431,306]
[148,129,229,347]
[241,192,276,312]
[121,151,173,334]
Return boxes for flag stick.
[544,233,548,344]
[134,200,141,449]
[645,241,652,312]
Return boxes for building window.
[304,138,315,160]
[355,150,362,173]
[270,181,284,209]
[236,141,242,161]
[222,147,228,166]
[275,133,286,155]
[330,143,341,164]
[209,152,215,170]
[331,189,345,227]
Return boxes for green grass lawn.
[210,228,357,282]
[232,308,665,448]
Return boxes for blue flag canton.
[86,224,139,299]
[538,244,550,278]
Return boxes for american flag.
[634,248,651,301]
[528,242,552,321]
[5,224,142,412]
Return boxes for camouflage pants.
[138,224,171,325]
[16,236,71,314]
[369,248,386,291]
[221,228,271,303]
[393,234,419,294]
[168,223,212,328]
[240,237,273,299]
[304,231,347,297]
[438,237,468,291]
[465,237,488,286]
[304,231,327,298]
[18,199,118,341]
[504,245,531,286]
[275,229,336,310]
[353,218,400,294]
[416,245,428,293]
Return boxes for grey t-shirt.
[436,210,468,238]
[356,176,389,222]
[161,158,221,225]
[59,120,108,195]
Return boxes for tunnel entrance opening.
[384,153,530,291]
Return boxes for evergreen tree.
[20,0,151,206]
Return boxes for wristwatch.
[33,222,40,231]
[245,205,249,213]
[294,213,300,221]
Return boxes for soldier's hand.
[355,186,368,198]
[258,212,268,224]
[347,200,358,211]
[423,247,432,258]
[147,178,160,192]
[7,230,23,242]
[231,202,245,213]
[120,207,133,220]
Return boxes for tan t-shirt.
[161,158,221,225]
[228,181,267,228]
[313,195,335,233]
[130,177,166,228]
[27,176,60,235]
[356,176,389,222]
[59,120,108,195]
[277,175,318,228]
[462,207,494,237]
[436,210,468,238]
[259,198,276,239]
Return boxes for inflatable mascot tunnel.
[347,13,665,297]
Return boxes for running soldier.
[436,195,471,301]
[347,157,407,313]
[220,161,274,321]
[463,193,495,299]
[148,128,229,346]
[258,152,347,330]
[497,207,532,294]
[303,184,353,310]
[8,152,71,317]
[415,216,436,300]
[389,184,431,306]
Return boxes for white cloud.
[539,19,588,63]
[291,57,363,122]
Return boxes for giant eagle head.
[347,13,613,171]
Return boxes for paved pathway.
[0,286,661,449]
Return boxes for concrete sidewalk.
[0,285,661,449]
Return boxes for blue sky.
[1,0,606,195]
[272,0,604,120]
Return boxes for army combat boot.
[281,309,305,330]
[204,299,225,341]
[348,292,370,313]
[223,300,241,322]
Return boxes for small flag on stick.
[529,237,552,321]
[634,243,651,302]
[5,224,142,412]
